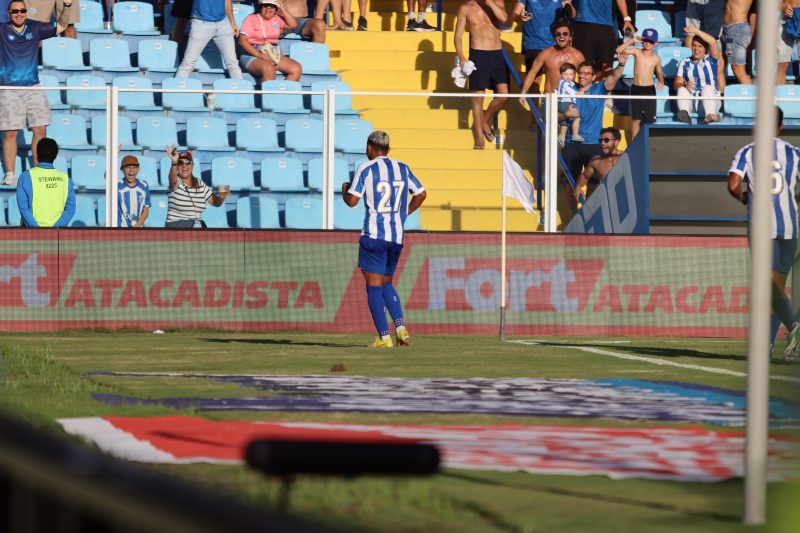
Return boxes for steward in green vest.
[16,138,75,227]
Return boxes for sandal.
[482,129,496,143]
[473,144,485,150]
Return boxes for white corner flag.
[502,152,537,214]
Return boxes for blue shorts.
[773,238,797,274]
[358,236,403,276]
[723,22,752,66]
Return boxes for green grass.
[1,331,798,531]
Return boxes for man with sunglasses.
[519,21,584,97]
[0,0,69,186]
[573,127,622,203]
[512,0,575,80]
[164,146,228,228]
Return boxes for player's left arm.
[342,181,360,207]
[408,190,427,214]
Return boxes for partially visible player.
[342,131,427,348]
[728,106,800,359]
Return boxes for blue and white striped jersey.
[676,56,719,95]
[729,138,800,239]
[118,179,151,228]
[348,156,425,244]
[557,78,577,104]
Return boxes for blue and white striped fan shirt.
[729,138,800,239]
[118,180,151,228]
[348,156,425,244]
[676,55,719,95]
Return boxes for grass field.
[1,331,799,532]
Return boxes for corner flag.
[502,152,537,214]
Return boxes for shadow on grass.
[532,341,748,363]
[200,338,360,348]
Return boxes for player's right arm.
[454,5,468,64]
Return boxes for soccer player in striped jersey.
[118,155,150,228]
[342,131,427,348]
[728,106,800,359]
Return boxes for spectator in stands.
[519,20,584,97]
[778,0,800,85]
[573,126,622,203]
[562,57,628,215]
[556,62,582,146]
[175,0,243,80]
[314,0,353,30]
[722,0,753,84]
[168,0,192,47]
[164,147,228,228]
[118,155,150,228]
[16,137,75,227]
[611,0,636,38]
[25,0,79,38]
[512,0,574,86]
[238,0,302,82]
[341,130,426,348]
[572,0,635,78]
[405,0,435,31]
[728,106,800,359]
[0,0,67,186]
[685,0,725,49]
[283,0,326,42]
[616,28,664,138]
[675,24,722,125]
[454,0,509,150]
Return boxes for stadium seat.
[310,81,359,115]
[657,46,691,79]
[75,1,111,35]
[96,196,109,227]
[113,76,162,112]
[288,42,336,76]
[635,10,677,43]
[186,117,235,152]
[285,118,323,153]
[145,194,168,227]
[39,74,69,111]
[7,195,19,226]
[211,156,258,191]
[261,80,308,115]
[0,196,7,226]
[91,115,140,150]
[138,39,179,81]
[118,154,164,191]
[335,119,372,153]
[202,205,231,228]
[70,195,98,227]
[113,2,160,35]
[48,114,97,152]
[89,38,138,81]
[71,155,107,190]
[52,156,69,174]
[777,84,800,120]
[284,196,322,229]
[260,157,307,191]
[406,208,423,231]
[136,115,180,150]
[161,77,209,120]
[333,199,363,230]
[42,38,91,80]
[212,78,258,113]
[196,45,225,75]
[236,195,280,228]
[235,117,282,154]
[724,84,757,120]
[307,157,350,191]
[655,85,673,119]
[65,73,107,110]
[232,2,255,27]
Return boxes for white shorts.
[0,87,51,131]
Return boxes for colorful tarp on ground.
[57,416,798,482]
[86,373,800,427]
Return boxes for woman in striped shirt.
[165,147,229,228]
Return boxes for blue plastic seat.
[113,2,160,35]
[7,195,20,225]
[212,78,258,113]
[235,117,282,152]
[42,38,91,75]
[334,119,372,153]
[138,39,179,73]
[635,10,677,43]
[0,196,7,226]
[261,80,309,114]
[161,77,208,113]
[49,114,97,151]
[196,45,225,74]
[91,115,140,150]
[75,1,111,34]
[236,195,280,228]
[658,46,691,78]
[307,157,350,190]
[288,42,336,76]
[211,156,258,191]
[655,85,673,118]
[71,155,107,190]
[777,84,800,119]
[232,3,255,27]
[284,196,322,229]
[285,118,323,153]
[70,195,99,227]
[136,115,180,150]
[333,200,363,230]
[186,117,235,152]
[310,81,359,115]
[202,205,231,228]
[39,74,69,111]
[113,76,162,111]
[65,74,107,110]
[724,84,757,119]
[261,157,307,191]
[89,38,138,78]
[145,194,168,227]
[405,208,423,230]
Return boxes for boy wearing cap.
[616,28,664,138]
[118,155,150,228]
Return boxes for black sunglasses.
[554,31,570,37]
[178,159,193,165]
[9,8,27,14]
[599,137,616,143]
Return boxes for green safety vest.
[29,166,69,227]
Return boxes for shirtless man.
[573,127,623,202]
[722,0,753,84]
[284,0,326,42]
[454,0,509,149]
[519,21,585,100]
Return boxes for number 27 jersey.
[348,156,425,245]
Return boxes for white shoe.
[3,172,16,186]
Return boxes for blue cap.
[641,28,658,43]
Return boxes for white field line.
[509,340,800,383]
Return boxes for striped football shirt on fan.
[347,156,425,245]
[118,180,151,227]
[676,55,719,95]
[729,138,800,239]
[166,179,212,222]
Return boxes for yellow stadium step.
[385,127,534,148]
[391,148,501,169]
[353,94,472,110]
[458,208,542,232]
[330,49,460,72]
[358,107,532,129]
[417,207,454,231]
[419,168,535,190]
[326,31,521,53]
